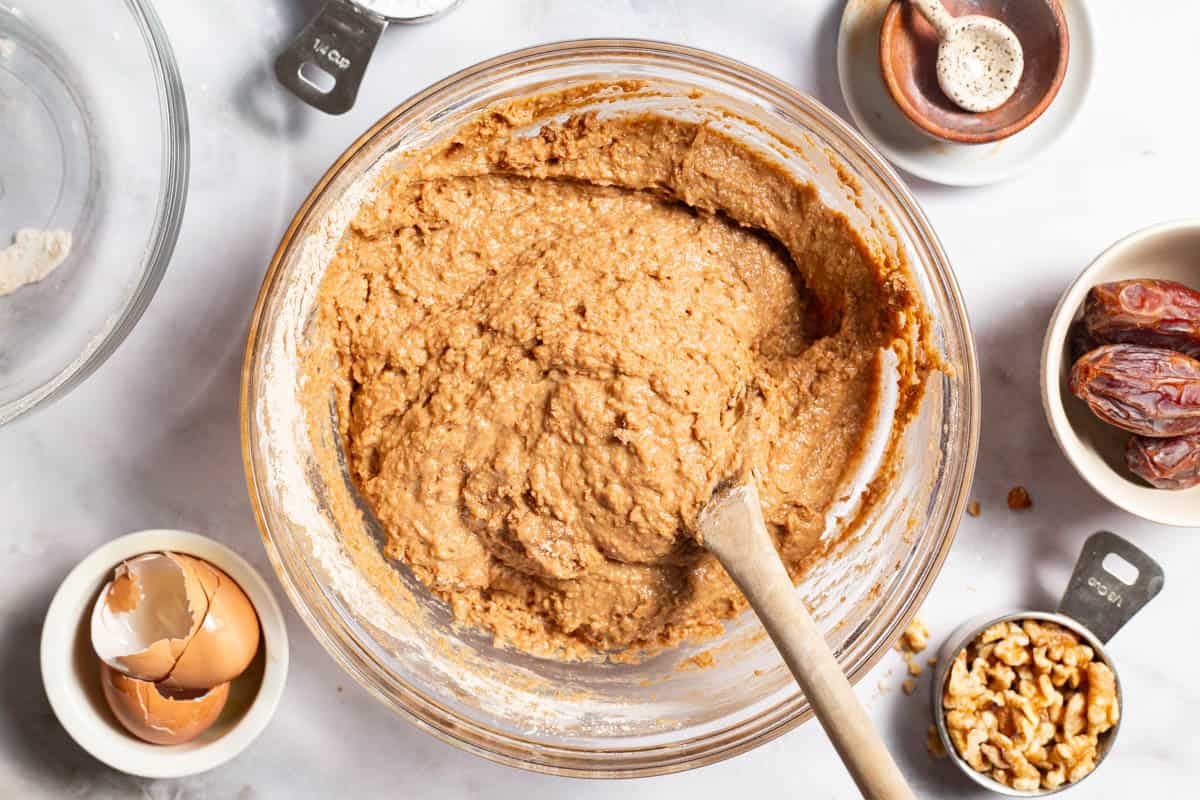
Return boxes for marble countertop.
[3,1,1197,797]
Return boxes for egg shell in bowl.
[41,530,288,779]
[1041,219,1200,526]
[100,663,229,746]
[157,557,262,691]
[90,552,210,682]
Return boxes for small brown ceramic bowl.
[879,0,1069,144]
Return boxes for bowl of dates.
[1042,219,1200,526]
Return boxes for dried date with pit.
[1127,433,1200,490]
[1084,279,1200,357]
[1069,344,1200,436]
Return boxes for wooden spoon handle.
[702,485,915,800]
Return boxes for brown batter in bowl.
[307,88,930,660]
[243,41,978,776]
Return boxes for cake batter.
[310,91,929,658]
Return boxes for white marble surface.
[2,1,1198,797]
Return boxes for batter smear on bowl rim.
[307,85,933,660]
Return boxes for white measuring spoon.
[910,0,1024,113]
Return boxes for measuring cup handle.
[274,0,387,115]
[1058,531,1164,644]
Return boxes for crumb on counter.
[927,724,948,759]
[967,500,981,517]
[1007,485,1033,510]
[901,617,930,653]
[892,616,931,687]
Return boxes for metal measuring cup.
[274,0,462,115]
[931,531,1164,796]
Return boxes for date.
[1068,319,1099,364]
[1069,344,1200,436]
[1127,433,1200,490]
[1084,279,1200,357]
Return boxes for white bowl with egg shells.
[40,530,288,779]
[1041,219,1200,527]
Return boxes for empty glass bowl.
[242,40,979,776]
[0,0,188,425]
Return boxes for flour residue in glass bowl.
[0,228,72,296]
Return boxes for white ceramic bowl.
[40,530,288,779]
[1041,219,1200,527]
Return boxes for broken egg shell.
[92,606,178,683]
[105,569,140,613]
[169,553,220,601]
[91,553,210,683]
[158,559,261,691]
[100,662,229,746]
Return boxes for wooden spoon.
[699,481,915,800]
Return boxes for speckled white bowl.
[40,530,289,779]
[1041,219,1200,527]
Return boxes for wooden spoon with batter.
[699,480,915,800]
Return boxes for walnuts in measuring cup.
[942,619,1119,792]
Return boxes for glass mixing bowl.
[0,0,188,425]
[242,40,979,777]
